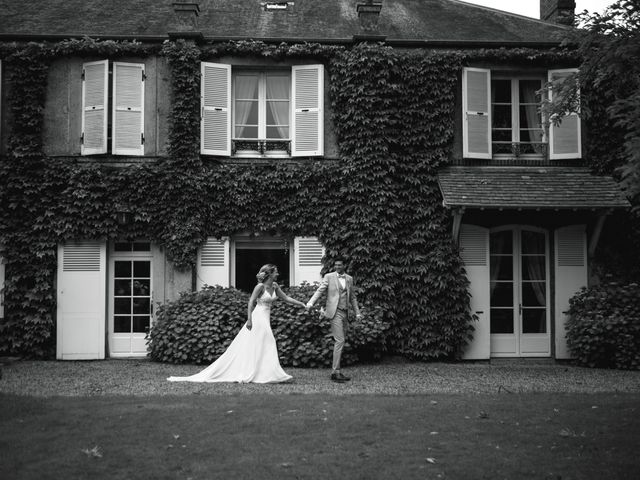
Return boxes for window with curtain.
[233,70,290,154]
[491,77,544,156]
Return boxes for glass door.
[490,227,550,357]
[109,242,152,357]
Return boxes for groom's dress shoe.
[331,373,347,383]
[336,372,350,381]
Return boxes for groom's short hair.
[334,256,345,264]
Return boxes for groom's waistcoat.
[337,280,348,311]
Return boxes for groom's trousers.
[331,309,347,371]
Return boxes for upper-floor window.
[491,77,544,156]
[462,67,580,160]
[201,62,324,158]
[82,60,145,156]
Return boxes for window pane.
[133,279,150,296]
[492,105,512,128]
[492,130,512,143]
[234,74,258,99]
[266,74,290,100]
[522,256,546,280]
[491,309,514,333]
[133,261,150,278]
[132,242,151,252]
[522,230,545,254]
[519,129,544,143]
[234,100,259,130]
[114,242,133,252]
[266,101,289,126]
[114,261,131,277]
[114,279,131,296]
[522,309,546,333]
[490,231,513,254]
[519,105,541,129]
[133,315,150,333]
[114,316,131,333]
[522,281,546,306]
[519,80,542,104]
[235,126,259,139]
[132,298,150,315]
[490,282,513,307]
[114,298,131,315]
[266,126,289,140]
[492,80,511,103]
[490,255,513,280]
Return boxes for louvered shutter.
[197,238,230,288]
[554,225,587,359]
[294,237,325,285]
[459,224,491,360]
[0,252,5,319]
[112,62,145,156]
[81,60,108,155]
[292,65,324,157]
[548,69,581,160]
[201,62,231,156]
[462,67,491,159]
[56,241,106,360]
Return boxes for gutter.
[0,33,566,49]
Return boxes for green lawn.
[1,393,639,479]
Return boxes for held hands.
[246,321,252,331]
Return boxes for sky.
[459,0,614,19]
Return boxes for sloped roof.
[438,166,631,210]
[0,0,571,45]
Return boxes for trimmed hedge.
[148,284,389,368]
[566,282,640,370]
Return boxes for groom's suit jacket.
[308,271,361,320]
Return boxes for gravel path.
[1,358,639,396]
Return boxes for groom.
[306,257,362,383]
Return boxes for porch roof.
[437,166,631,210]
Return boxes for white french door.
[490,226,550,357]
[108,242,153,357]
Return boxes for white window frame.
[201,62,324,158]
[232,69,292,157]
[491,75,546,159]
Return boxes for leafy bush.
[148,284,389,367]
[566,282,640,369]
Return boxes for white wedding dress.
[167,288,292,383]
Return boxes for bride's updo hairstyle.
[256,264,277,283]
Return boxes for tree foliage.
[545,0,640,207]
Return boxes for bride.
[167,264,306,383]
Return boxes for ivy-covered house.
[0,0,630,361]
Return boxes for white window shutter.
[0,252,5,319]
[462,67,491,159]
[56,241,106,360]
[292,64,324,157]
[554,225,587,359]
[112,62,145,156]
[81,60,108,155]
[548,69,581,160]
[201,62,231,156]
[294,237,325,285]
[459,224,491,360]
[197,238,230,289]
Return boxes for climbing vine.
[0,38,585,359]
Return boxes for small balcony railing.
[493,142,548,158]
[232,139,291,156]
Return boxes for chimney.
[540,0,576,25]
[356,1,383,32]
[168,2,203,39]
